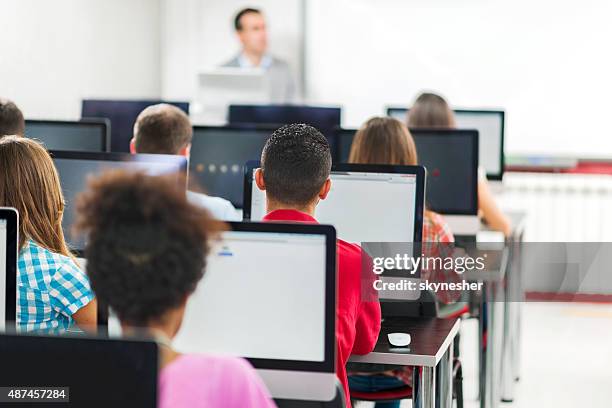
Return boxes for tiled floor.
[356,302,612,408]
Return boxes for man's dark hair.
[74,170,223,325]
[133,104,192,155]
[234,7,261,31]
[0,99,25,137]
[261,123,332,206]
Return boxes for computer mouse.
[388,332,411,347]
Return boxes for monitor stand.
[445,215,481,235]
[257,369,337,401]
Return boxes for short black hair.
[74,170,223,325]
[261,124,332,206]
[234,7,261,31]
[133,104,192,155]
[0,99,25,137]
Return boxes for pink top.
[158,354,277,408]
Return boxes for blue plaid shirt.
[17,240,94,333]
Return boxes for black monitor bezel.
[386,106,505,181]
[25,118,111,153]
[409,128,479,215]
[192,124,281,134]
[243,161,426,245]
[0,332,158,405]
[0,208,18,329]
[334,126,358,163]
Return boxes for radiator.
[500,172,612,242]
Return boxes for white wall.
[305,0,612,157]
[160,0,304,101]
[0,0,161,119]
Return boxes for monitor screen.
[387,107,504,179]
[173,222,336,372]
[190,126,274,208]
[0,334,157,406]
[228,104,340,141]
[0,209,17,330]
[51,151,187,253]
[411,129,479,215]
[81,100,189,153]
[245,163,425,244]
[25,119,109,152]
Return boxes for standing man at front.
[223,8,297,103]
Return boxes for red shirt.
[263,210,381,407]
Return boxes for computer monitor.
[190,125,276,208]
[81,99,189,153]
[387,107,505,180]
[410,129,479,215]
[244,162,425,245]
[228,104,341,141]
[25,119,110,152]
[51,151,187,254]
[0,208,18,331]
[195,68,270,124]
[386,107,409,122]
[173,222,336,401]
[0,333,157,406]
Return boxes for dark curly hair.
[73,170,224,325]
[261,123,332,206]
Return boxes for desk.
[460,242,508,408]
[500,212,527,402]
[457,211,527,408]
[349,317,460,408]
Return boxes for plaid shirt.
[421,211,456,287]
[17,240,94,333]
[423,211,454,246]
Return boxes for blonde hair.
[348,117,418,166]
[407,92,456,128]
[0,136,71,255]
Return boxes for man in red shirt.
[254,123,381,406]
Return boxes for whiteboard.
[305,0,612,157]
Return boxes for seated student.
[347,117,460,408]
[73,170,275,408]
[0,98,25,137]
[407,92,512,236]
[254,123,381,406]
[0,136,97,333]
[130,103,239,221]
[349,116,455,263]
